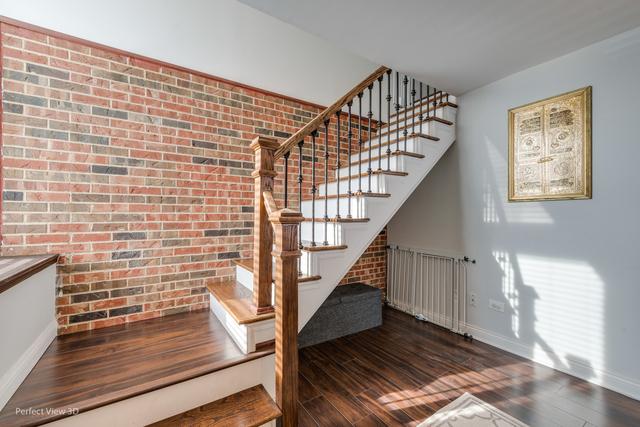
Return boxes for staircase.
[0,67,456,427]
[206,66,457,425]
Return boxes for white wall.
[0,265,56,410]
[388,26,640,399]
[0,0,377,106]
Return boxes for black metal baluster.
[367,84,373,192]
[395,72,400,154]
[386,69,392,171]
[419,82,423,135]
[335,111,341,219]
[403,75,408,152]
[298,139,304,249]
[323,119,329,246]
[411,78,416,136]
[357,92,363,194]
[433,86,438,115]
[283,151,290,208]
[446,92,449,104]
[425,84,430,124]
[297,140,304,249]
[377,75,383,170]
[346,101,353,218]
[310,131,317,246]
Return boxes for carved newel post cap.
[249,135,280,152]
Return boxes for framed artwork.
[508,86,592,201]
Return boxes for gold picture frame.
[508,86,592,202]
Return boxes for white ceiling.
[238,0,640,94]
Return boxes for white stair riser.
[350,137,426,164]
[301,221,344,246]
[384,105,457,134]
[319,174,385,196]
[301,195,368,219]
[337,156,405,177]
[235,255,318,283]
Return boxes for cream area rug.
[419,393,529,427]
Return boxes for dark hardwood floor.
[0,310,274,426]
[297,307,640,427]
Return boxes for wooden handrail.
[274,65,390,160]
[263,190,278,216]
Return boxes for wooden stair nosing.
[303,217,370,223]
[302,243,348,252]
[361,132,439,154]
[207,279,274,325]
[232,258,321,284]
[315,191,391,201]
[148,384,281,427]
[389,100,458,121]
[347,150,424,168]
[375,116,451,141]
[340,170,409,180]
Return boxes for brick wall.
[339,228,387,297]
[0,21,387,334]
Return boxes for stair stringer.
[297,119,456,330]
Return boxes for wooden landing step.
[148,384,280,427]
[0,310,274,426]
[233,258,321,284]
[208,279,275,324]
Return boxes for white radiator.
[387,246,467,334]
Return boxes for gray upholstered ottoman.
[298,283,382,348]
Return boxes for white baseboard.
[465,323,640,401]
[0,319,57,410]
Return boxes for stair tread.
[148,384,281,427]
[314,191,391,200]
[347,150,424,167]
[389,100,457,122]
[233,258,321,283]
[208,279,274,324]
[302,243,348,252]
[304,217,369,223]
[337,170,408,181]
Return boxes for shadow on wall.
[480,135,602,384]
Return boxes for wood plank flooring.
[0,310,274,426]
[297,307,640,427]
[148,384,281,427]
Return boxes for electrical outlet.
[469,293,477,307]
[489,299,505,312]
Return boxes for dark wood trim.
[0,254,58,294]
[302,244,348,252]
[148,385,281,427]
[0,16,330,111]
[0,16,377,125]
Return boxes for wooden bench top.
[0,254,58,295]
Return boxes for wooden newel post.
[250,136,280,314]
[269,207,302,427]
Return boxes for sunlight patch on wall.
[493,251,519,338]
[516,254,604,379]
[483,136,553,224]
